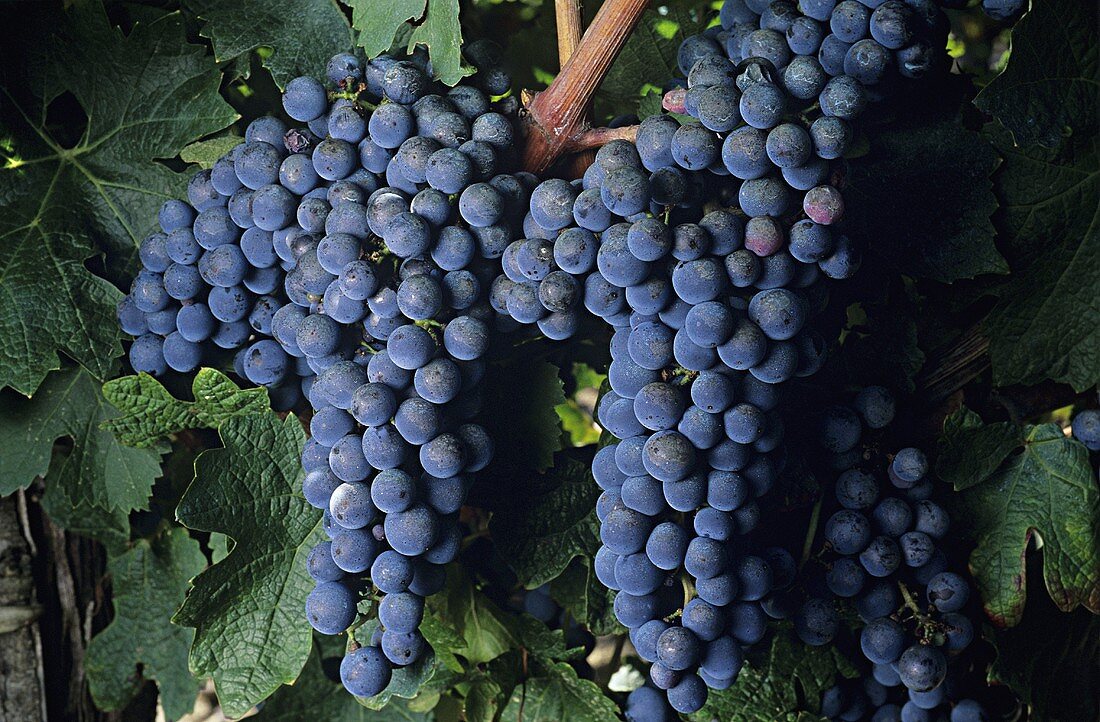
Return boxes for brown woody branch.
[523,0,650,174]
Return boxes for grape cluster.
[116,114,341,408]
[775,387,991,722]
[273,48,530,698]
[491,133,835,713]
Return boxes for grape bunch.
[116,113,340,408]
[770,386,991,722]
[269,48,532,698]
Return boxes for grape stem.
[799,496,823,570]
[570,124,640,151]
[522,0,650,173]
[898,580,931,623]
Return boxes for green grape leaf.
[990,558,1100,722]
[102,369,270,448]
[982,127,1100,391]
[499,662,621,722]
[974,0,1098,148]
[173,412,321,717]
[935,406,1020,491]
[420,613,466,674]
[691,631,857,722]
[255,639,433,722]
[948,421,1100,627]
[550,558,621,636]
[346,0,426,58]
[180,136,244,169]
[0,3,237,394]
[86,529,206,719]
[846,110,1006,283]
[466,677,505,722]
[598,5,708,120]
[0,367,161,511]
[407,0,471,87]
[428,567,517,666]
[489,453,602,588]
[186,0,353,89]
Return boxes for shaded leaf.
[974,0,1098,148]
[846,111,1005,283]
[86,529,206,719]
[186,0,353,89]
[428,567,517,666]
[949,422,1100,627]
[936,406,1020,491]
[500,662,621,722]
[841,295,926,393]
[0,367,161,511]
[482,358,566,474]
[102,369,270,447]
[465,677,504,722]
[551,558,621,636]
[691,631,857,722]
[39,456,131,555]
[489,453,602,587]
[983,128,1100,391]
[173,413,320,717]
[990,555,1100,722]
[0,3,237,393]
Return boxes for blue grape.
[340,645,391,698]
[305,581,356,634]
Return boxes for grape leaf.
[935,406,1020,491]
[420,613,466,674]
[974,0,1098,148]
[845,109,1006,283]
[173,412,321,717]
[407,0,471,87]
[691,631,857,722]
[185,0,353,89]
[990,556,1100,722]
[102,369,270,448]
[489,453,602,588]
[346,0,426,59]
[0,367,161,511]
[466,677,505,722]
[948,421,1100,627]
[39,453,131,555]
[180,136,244,169]
[550,558,621,636]
[0,3,237,394]
[499,662,621,722]
[982,127,1100,391]
[85,529,206,719]
[428,567,517,666]
[598,5,708,119]
[254,640,433,722]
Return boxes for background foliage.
[0,0,1096,720]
